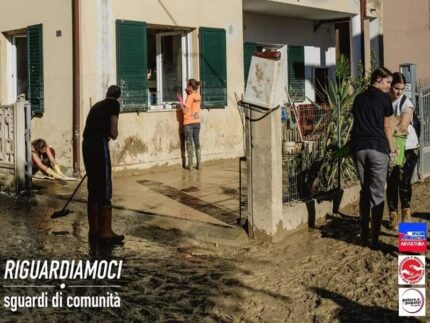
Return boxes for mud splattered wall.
[81,0,244,170]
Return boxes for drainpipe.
[72,0,81,176]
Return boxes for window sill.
[147,103,179,112]
[146,108,177,113]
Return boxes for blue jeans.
[184,123,200,152]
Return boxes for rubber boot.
[402,208,412,222]
[87,202,99,241]
[370,203,384,249]
[359,199,370,246]
[387,211,398,231]
[196,148,202,170]
[186,144,195,170]
[98,206,124,244]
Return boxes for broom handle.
[61,174,87,211]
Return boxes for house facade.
[0,0,244,173]
[0,0,74,169]
[243,0,363,105]
[0,0,379,176]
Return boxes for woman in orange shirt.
[179,79,202,170]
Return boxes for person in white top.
[386,72,419,229]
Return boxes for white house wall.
[244,12,336,103]
[81,0,245,170]
[0,0,73,168]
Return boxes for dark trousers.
[82,136,112,206]
[387,149,418,211]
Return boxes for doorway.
[7,34,28,103]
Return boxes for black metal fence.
[416,85,430,179]
[282,103,336,203]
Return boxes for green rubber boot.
[196,148,202,170]
[186,143,195,170]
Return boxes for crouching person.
[32,138,66,179]
[82,85,124,244]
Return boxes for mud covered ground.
[0,178,429,322]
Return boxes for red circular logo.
[399,257,425,284]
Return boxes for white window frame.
[154,31,190,108]
[6,34,27,104]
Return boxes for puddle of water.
[138,179,240,225]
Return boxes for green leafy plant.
[314,55,373,191]
[283,54,376,199]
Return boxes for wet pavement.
[0,159,253,321]
[0,160,429,322]
[36,158,247,229]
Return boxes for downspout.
[72,0,81,176]
[360,0,366,71]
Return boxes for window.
[6,24,43,115]
[13,35,28,100]
[288,45,305,102]
[147,30,189,108]
[116,20,191,112]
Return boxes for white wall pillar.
[246,47,287,239]
[350,14,362,79]
[249,107,283,238]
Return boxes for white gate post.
[14,96,26,194]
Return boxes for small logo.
[399,288,426,316]
[398,223,427,253]
[398,256,425,285]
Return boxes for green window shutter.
[27,24,44,116]
[288,45,305,102]
[199,27,227,108]
[243,42,257,86]
[116,20,148,112]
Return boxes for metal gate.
[417,86,430,179]
[0,96,32,195]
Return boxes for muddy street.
[0,178,429,322]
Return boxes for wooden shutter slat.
[288,45,305,102]
[116,20,148,112]
[27,24,44,116]
[199,27,227,108]
[243,42,257,86]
